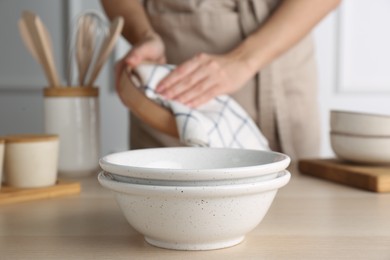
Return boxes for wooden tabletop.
[1,165,389,259]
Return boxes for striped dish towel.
[126,64,269,150]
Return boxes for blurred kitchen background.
[0,0,389,157]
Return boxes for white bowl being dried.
[98,170,290,251]
[99,147,290,181]
[330,110,390,136]
[330,132,390,164]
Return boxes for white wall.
[314,0,390,156]
[1,0,389,157]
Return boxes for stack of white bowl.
[98,147,291,251]
[330,110,390,164]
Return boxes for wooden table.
[1,165,389,259]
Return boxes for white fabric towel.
[127,64,270,150]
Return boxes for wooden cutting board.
[298,158,390,193]
[0,180,81,205]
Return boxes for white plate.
[99,147,290,181]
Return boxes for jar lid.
[44,87,98,97]
[5,134,59,143]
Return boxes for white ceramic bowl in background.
[330,110,390,136]
[105,171,279,186]
[99,147,290,181]
[330,132,390,164]
[98,170,290,251]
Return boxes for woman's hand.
[155,52,256,108]
[115,33,166,90]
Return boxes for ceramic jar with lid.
[4,134,59,188]
[44,87,100,177]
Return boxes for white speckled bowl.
[98,170,290,251]
[99,148,290,181]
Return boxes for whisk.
[67,10,108,86]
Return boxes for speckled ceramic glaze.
[99,147,290,181]
[98,170,291,251]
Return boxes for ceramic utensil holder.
[0,138,4,189]
[4,134,59,188]
[44,87,100,177]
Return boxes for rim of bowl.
[104,170,280,186]
[97,170,291,197]
[330,110,390,119]
[330,131,390,139]
[99,147,291,181]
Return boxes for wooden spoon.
[86,16,124,87]
[76,15,95,85]
[18,19,40,61]
[21,11,61,87]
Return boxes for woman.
[101,0,340,160]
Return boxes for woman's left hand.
[155,52,256,107]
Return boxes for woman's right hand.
[115,33,166,91]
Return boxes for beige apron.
[130,0,321,160]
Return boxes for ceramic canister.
[4,134,59,188]
[0,138,4,189]
[43,87,100,177]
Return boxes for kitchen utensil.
[99,147,290,181]
[67,11,107,86]
[76,15,96,85]
[18,19,40,61]
[299,158,390,193]
[86,16,124,87]
[98,170,290,250]
[20,11,61,87]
